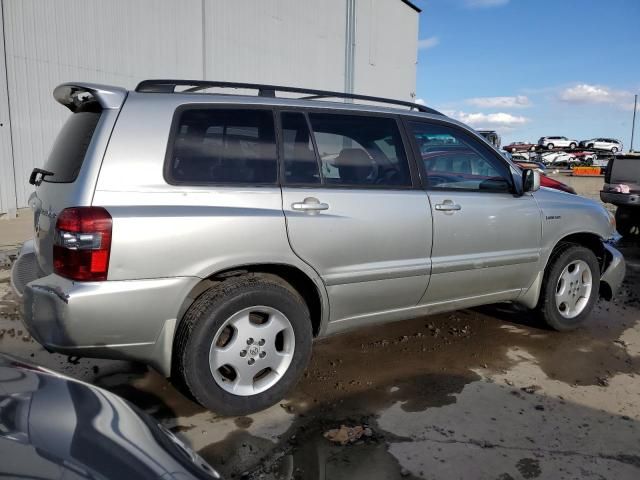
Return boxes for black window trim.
[402,116,517,195]
[163,103,280,188]
[275,105,420,190]
[275,110,323,188]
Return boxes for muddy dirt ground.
[1,176,639,480]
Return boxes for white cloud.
[444,110,529,129]
[559,83,633,109]
[417,36,439,50]
[465,0,510,8]
[415,98,426,105]
[466,95,531,108]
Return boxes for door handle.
[435,200,461,211]
[291,197,329,212]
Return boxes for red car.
[504,141,537,153]
[513,161,576,194]
[539,173,576,194]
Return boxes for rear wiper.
[29,168,54,186]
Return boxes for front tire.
[547,143,554,150]
[536,244,600,331]
[173,273,313,415]
[611,146,618,153]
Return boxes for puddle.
[247,421,421,480]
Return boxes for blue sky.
[413,0,640,147]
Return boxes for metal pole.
[631,94,638,152]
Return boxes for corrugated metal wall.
[203,0,347,92]
[1,0,204,210]
[355,0,418,99]
[0,0,419,214]
[0,0,16,215]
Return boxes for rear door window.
[166,108,277,185]
[307,113,411,187]
[43,105,101,183]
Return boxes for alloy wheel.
[209,306,295,396]
[555,260,593,319]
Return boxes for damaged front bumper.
[600,242,626,300]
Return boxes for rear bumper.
[600,243,625,300]
[20,269,198,376]
[10,240,41,298]
[600,191,640,207]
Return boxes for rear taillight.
[53,207,112,281]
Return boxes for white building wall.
[0,0,419,213]
[0,2,16,215]
[354,0,419,101]
[2,0,204,209]
[203,0,347,93]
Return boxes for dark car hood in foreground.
[0,354,220,479]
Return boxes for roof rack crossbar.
[135,79,440,115]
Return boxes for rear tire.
[615,206,635,236]
[569,142,577,149]
[173,273,312,416]
[547,143,554,150]
[536,243,600,331]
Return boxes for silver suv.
[12,80,625,415]
[538,136,579,150]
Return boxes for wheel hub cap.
[555,260,593,319]
[209,306,295,396]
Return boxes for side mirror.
[522,168,540,193]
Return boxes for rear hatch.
[607,156,640,192]
[30,83,127,275]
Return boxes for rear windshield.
[610,159,640,186]
[43,105,101,183]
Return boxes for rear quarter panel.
[93,94,318,283]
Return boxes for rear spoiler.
[53,82,128,112]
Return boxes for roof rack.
[135,79,440,115]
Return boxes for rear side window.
[167,108,277,185]
[307,113,411,187]
[43,105,101,183]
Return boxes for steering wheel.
[426,174,458,187]
[375,167,401,184]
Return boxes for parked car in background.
[477,130,501,148]
[571,150,598,163]
[538,136,579,150]
[600,153,640,236]
[11,80,625,415]
[0,354,220,479]
[580,138,623,153]
[539,151,580,166]
[504,141,537,153]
